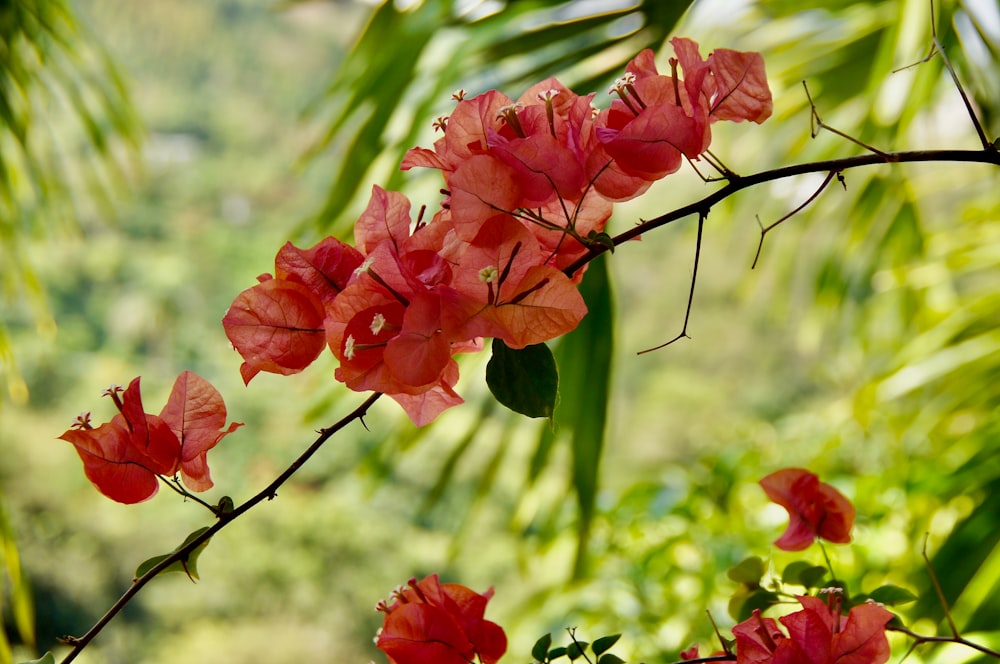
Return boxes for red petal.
[274,238,363,306]
[60,418,162,504]
[705,48,772,124]
[377,604,474,664]
[354,185,415,255]
[223,279,327,383]
[832,602,894,664]
[160,370,243,492]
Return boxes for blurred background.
[1,0,999,662]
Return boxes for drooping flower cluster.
[732,592,894,664]
[374,574,507,664]
[59,372,242,504]
[760,468,856,551]
[223,38,772,425]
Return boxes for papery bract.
[376,574,506,664]
[60,378,180,504]
[159,370,244,491]
[760,468,855,551]
[274,237,363,307]
[223,276,327,384]
[671,36,772,124]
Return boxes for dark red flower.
[732,593,893,664]
[760,468,855,551]
[376,574,507,664]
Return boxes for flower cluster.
[223,38,772,425]
[374,574,506,664]
[732,592,893,664]
[59,372,242,504]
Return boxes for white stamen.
[478,265,498,283]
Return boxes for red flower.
[59,373,241,504]
[760,468,855,551]
[376,574,507,664]
[732,593,893,664]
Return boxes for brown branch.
[562,148,1000,279]
[59,392,383,664]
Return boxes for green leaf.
[18,654,55,664]
[486,339,558,419]
[586,231,615,253]
[549,258,615,579]
[727,556,765,585]
[592,634,621,656]
[597,655,626,664]
[566,641,589,660]
[732,589,780,622]
[781,561,828,588]
[216,495,235,516]
[868,584,918,606]
[532,633,553,662]
[134,527,212,582]
[547,646,567,660]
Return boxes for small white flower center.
[479,265,498,283]
[354,256,375,277]
[344,335,356,360]
[536,88,560,103]
[370,313,386,335]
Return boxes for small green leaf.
[782,561,827,588]
[869,584,918,606]
[134,527,212,582]
[592,634,621,656]
[727,556,765,585]
[19,654,56,664]
[548,646,568,660]
[486,339,558,419]
[781,560,811,585]
[734,589,780,622]
[597,655,625,664]
[586,230,615,253]
[799,565,829,588]
[566,641,589,660]
[532,633,553,662]
[216,496,235,516]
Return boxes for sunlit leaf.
[592,634,621,656]
[867,584,917,606]
[134,527,212,583]
[728,556,765,585]
[18,653,55,664]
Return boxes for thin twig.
[888,625,1000,659]
[156,475,219,514]
[638,213,705,354]
[59,392,383,664]
[803,81,892,158]
[933,35,992,149]
[922,533,959,638]
[752,170,838,269]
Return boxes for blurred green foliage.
[1,0,999,663]
[0,0,141,402]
